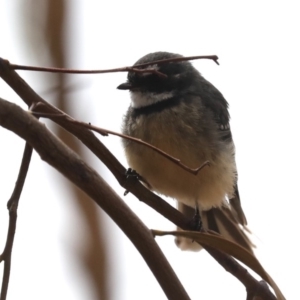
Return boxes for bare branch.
[133,55,220,68]
[0,143,33,300]
[8,54,219,75]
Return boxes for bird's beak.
[117,82,132,90]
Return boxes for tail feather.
[229,184,247,226]
[175,201,253,253]
[204,207,253,253]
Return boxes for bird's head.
[117,52,200,108]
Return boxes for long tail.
[201,205,253,253]
[175,196,253,253]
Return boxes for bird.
[117,51,252,252]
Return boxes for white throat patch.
[130,91,174,108]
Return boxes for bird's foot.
[191,206,202,232]
[124,168,151,195]
[125,168,141,180]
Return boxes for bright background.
[0,1,299,299]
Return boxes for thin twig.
[30,110,210,175]
[67,118,210,175]
[133,55,220,67]
[9,55,219,74]
[0,143,33,300]
[130,67,167,78]
[0,102,37,300]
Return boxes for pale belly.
[123,112,236,210]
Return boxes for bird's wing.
[189,80,249,228]
[189,78,230,128]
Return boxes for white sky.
[0,1,299,299]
